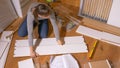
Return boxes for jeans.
[18,17,49,38]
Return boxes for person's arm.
[27,12,39,57]
[27,12,37,57]
[49,11,63,45]
[27,3,39,57]
[27,2,41,57]
[29,46,39,57]
[27,2,40,46]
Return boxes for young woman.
[18,2,62,57]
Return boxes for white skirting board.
[0,31,13,68]
[76,25,120,46]
[101,32,120,45]
[76,25,103,40]
[18,58,35,68]
[14,36,88,57]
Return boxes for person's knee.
[40,34,47,38]
[18,31,27,37]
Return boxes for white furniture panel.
[76,25,120,46]
[14,36,88,57]
[18,58,34,68]
[0,31,13,68]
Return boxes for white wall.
[0,0,17,33]
[12,0,23,18]
[107,0,120,28]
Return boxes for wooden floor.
[1,1,120,68]
[3,17,120,68]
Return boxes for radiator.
[79,0,113,22]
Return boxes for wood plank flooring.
[0,1,119,68]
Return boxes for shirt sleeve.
[49,11,60,41]
[27,12,34,46]
[27,2,39,46]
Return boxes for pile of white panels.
[0,31,13,68]
[76,25,120,47]
[14,36,88,57]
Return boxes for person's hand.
[29,46,39,58]
[57,40,64,45]
[30,51,39,58]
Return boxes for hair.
[33,4,50,23]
